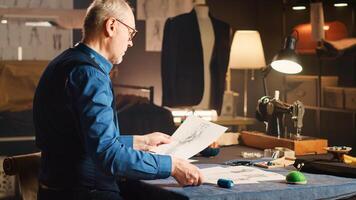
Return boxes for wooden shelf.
[304,105,356,113]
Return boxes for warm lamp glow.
[292,6,306,10]
[334,3,348,7]
[25,21,52,27]
[270,35,302,75]
[229,30,266,69]
[227,30,266,117]
[271,60,302,74]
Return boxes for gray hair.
[83,0,132,38]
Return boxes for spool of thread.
[217,178,234,188]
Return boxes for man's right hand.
[171,157,203,186]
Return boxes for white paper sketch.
[0,0,73,60]
[145,19,165,51]
[136,0,146,20]
[137,0,193,51]
[152,115,227,159]
[137,0,170,20]
[200,166,285,184]
[167,0,194,17]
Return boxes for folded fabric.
[325,38,356,51]
[319,38,356,58]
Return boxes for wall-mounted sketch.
[137,0,170,20]
[53,33,62,50]
[137,0,193,51]
[152,115,227,159]
[145,19,165,51]
[0,0,70,9]
[29,27,42,46]
[0,0,73,60]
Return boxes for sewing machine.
[256,96,305,139]
[240,95,328,156]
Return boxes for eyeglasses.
[114,18,138,41]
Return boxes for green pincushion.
[286,171,307,184]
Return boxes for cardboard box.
[323,86,344,109]
[344,88,356,110]
[286,75,317,106]
[285,75,338,106]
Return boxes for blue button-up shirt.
[34,43,171,191]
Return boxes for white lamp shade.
[228,30,266,69]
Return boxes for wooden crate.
[344,88,356,110]
[240,131,328,156]
[324,86,344,109]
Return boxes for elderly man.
[33,0,203,199]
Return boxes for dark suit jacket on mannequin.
[161,9,231,114]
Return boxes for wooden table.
[119,145,356,200]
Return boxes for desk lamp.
[262,33,303,96]
[258,33,304,138]
[228,30,266,117]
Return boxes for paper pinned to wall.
[152,115,227,159]
[145,19,165,52]
[0,0,73,60]
[136,0,193,51]
[201,165,285,184]
[137,0,193,20]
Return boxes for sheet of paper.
[152,115,227,159]
[200,166,285,184]
[136,0,193,51]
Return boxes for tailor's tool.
[217,178,234,188]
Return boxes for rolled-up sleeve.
[67,66,172,180]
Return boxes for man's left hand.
[133,132,172,151]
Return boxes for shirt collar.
[75,43,113,75]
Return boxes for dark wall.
[73,0,91,42]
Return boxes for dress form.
[193,3,215,110]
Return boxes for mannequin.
[161,0,230,114]
[193,0,215,110]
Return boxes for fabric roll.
[310,2,325,42]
